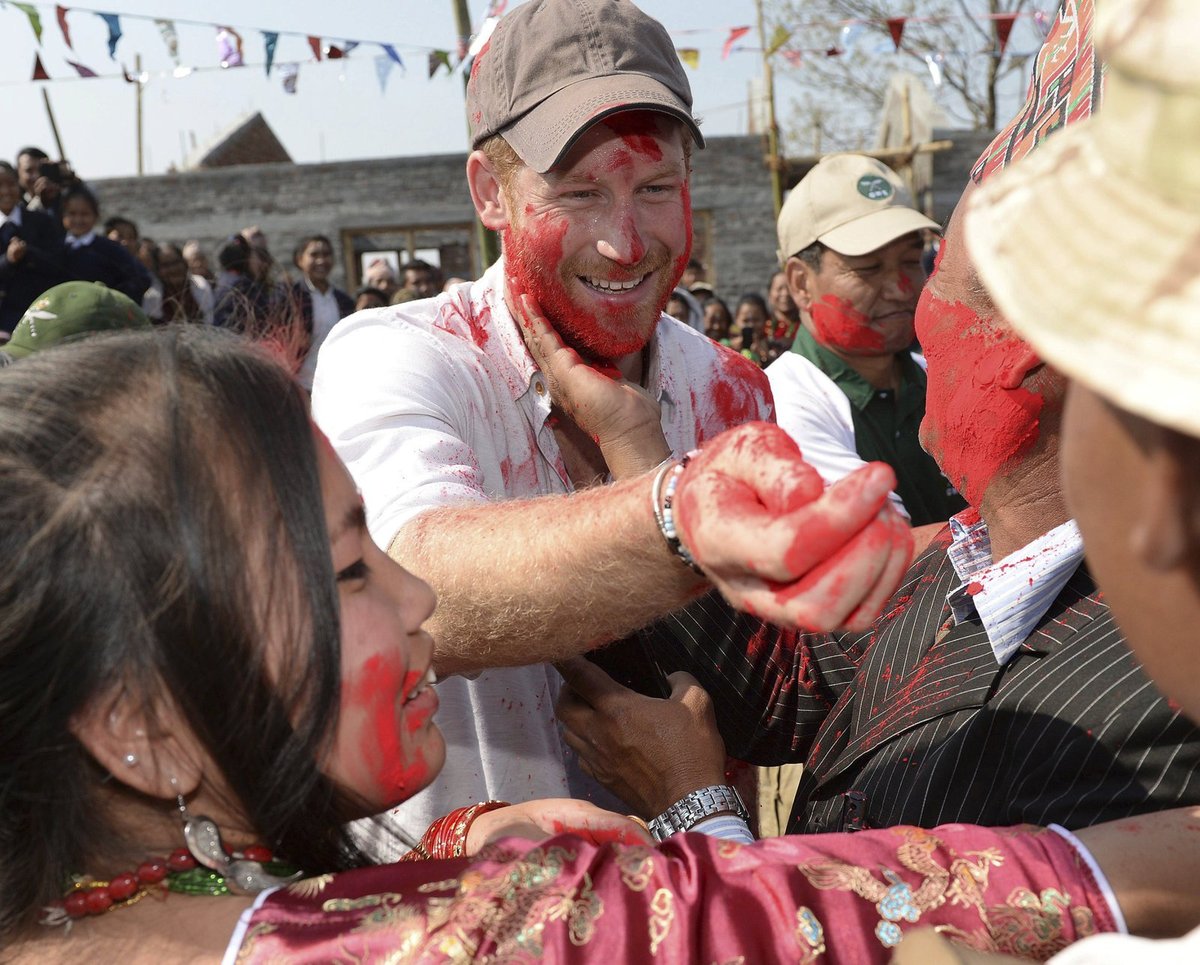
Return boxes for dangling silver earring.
[170,776,300,895]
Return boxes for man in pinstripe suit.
[558,0,1200,837]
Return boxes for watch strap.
[647,784,750,842]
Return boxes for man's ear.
[70,687,204,801]
[1131,432,1192,571]
[466,151,511,232]
[785,257,814,313]
[996,344,1043,390]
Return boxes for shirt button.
[879,391,889,398]
[534,381,546,396]
[895,430,901,439]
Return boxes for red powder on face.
[604,148,634,173]
[345,653,427,797]
[504,211,667,362]
[916,243,1044,509]
[810,295,886,352]
[601,113,665,162]
[897,272,915,296]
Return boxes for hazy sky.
[0,1,1041,180]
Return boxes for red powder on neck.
[810,296,885,352]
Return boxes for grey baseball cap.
[467,0,704,173]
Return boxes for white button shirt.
[313,258,773,851]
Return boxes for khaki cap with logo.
[777,154,938,262]
[1,281,151,359]
[466,0,704,174]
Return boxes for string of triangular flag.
[2,1,437,93]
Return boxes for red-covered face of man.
[501,112,692,362]
[315,431,445,812]
[791,232,925,358]
[915,203,1045,509]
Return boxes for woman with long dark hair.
[0,329,1194,962]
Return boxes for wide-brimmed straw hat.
[965,0,1200,437]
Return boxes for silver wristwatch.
[647,784,750,842]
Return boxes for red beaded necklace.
[43,844,280,926]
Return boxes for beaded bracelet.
[401,800,510,861]
[657,451,704,575]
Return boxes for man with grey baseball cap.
[312,0,910,852]
[765,154,964,527]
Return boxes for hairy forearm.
[390,475,706,675]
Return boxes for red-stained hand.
[674,422,914,632]
[518,293,670,478]
[465,798,652,854]
[556,657,727,818]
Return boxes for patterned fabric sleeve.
[233,822,1115,963]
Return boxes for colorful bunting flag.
[676,48,699,70]
[722,26,750,60]
[279,63,299,93]
[379,44,404,72]
[156,20,180,65]
[217,27,244,68]
[343,41,360,56]
[262,32,279,76]
[56,4,71,48]
[326,45,345,59]
[67,60,98,78]
[308,36,323,61]
[825,46,842,57]
[782,50,802,68]
[98,13,122,59]
[886,17,906,51]
[766,25,790,57]
[32,52,49,81]
[374,54,394,93]
[14,4,43,44]
[994,14,1017,55]
[427,49,452,78]
[925,52,944,87]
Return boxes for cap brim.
[966,117,1200,438]
[818,206,939,257]
[502,73,704,173]
[0,341,32,359]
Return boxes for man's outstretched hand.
[676,422,914,632]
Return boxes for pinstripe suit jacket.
[647,528,1200,834]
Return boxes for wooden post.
[135,54,144,175]
[755,0,784,219]
[40,89,67,160]
[453,0,500,274]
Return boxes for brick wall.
[90,131,981,300]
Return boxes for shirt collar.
[303,275,334,298]
[0,206,22,228]
[946,511,1085,665]
[66,231,95,249]
[790,324,922,410]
